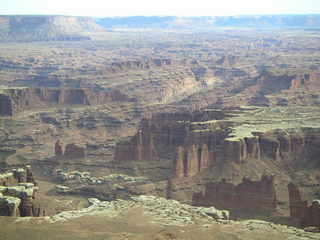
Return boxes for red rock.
[115,119,160,162]
[173,144,210,178]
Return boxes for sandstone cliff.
[114,109,320,178]
[0,87,135,116]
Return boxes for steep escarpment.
[113,106,320,216]
[111,63,221,105]
[0,15,105,42]
[0,87,135,116]
[114,107,320,178]
[176,69,320,110]
[115,111,229,164]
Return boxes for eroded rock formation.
[0,87,135,116]
[114,110,229,177]
[193,175,277,214]
[55,140,63,157]
[54,141,86,159]
[64,143,86,159]
[288,183,320,227]
[174,144,210,177]
[0,166,41,217]
[114,110,320,178]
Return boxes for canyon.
[0,15,320,239]
[112,106,320,220]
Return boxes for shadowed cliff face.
[114,110,229,165]
[288,183,320,228]
[193,176,277,215]
[111,106,320,215]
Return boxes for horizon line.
[0,13,320,18]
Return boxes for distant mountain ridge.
[0,15,105,42]
[97,14,320,30]
[0,14,320,42]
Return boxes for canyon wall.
[0,87,135,116]
[114,109,320,178]
[212,70,320,108]
[192,175,277,214]
[114,110,230,177]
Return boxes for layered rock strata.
[0,87,135,116]
[114,110,320,178]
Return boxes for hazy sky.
[1,0,319,17]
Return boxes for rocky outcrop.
[43,195,228,225]
[114,119,160,162]
[288,183,320,227]
[0,166,41,217]
[290,73,320,91]
[0,167,34,186]
[64,144,86,159]
[54,141,86,159]
[0,184,40,217]
[114,110,229,177]
[55,140,63,157]
[0,87,135,116]
[0,196,21,216]
[193,175,277,215]
[114,109,320,179]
